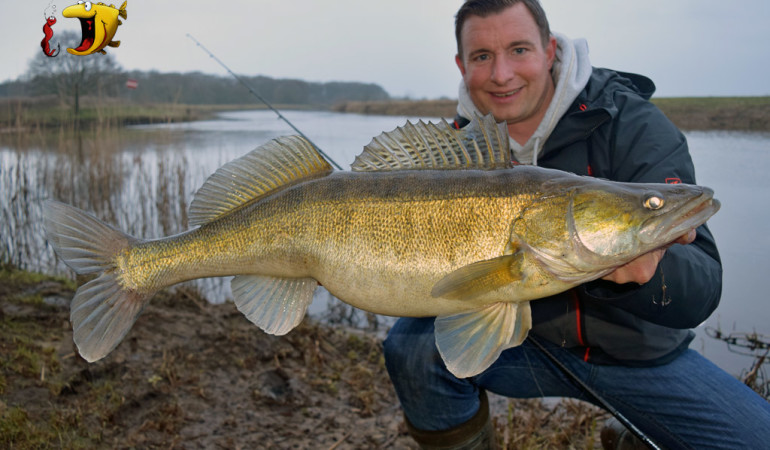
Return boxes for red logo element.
[41,16,60,57]
[665,178,682,184]
[579,103,587,111]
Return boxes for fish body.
[117,169,566,314]
[44,115,720,377]
[62,1,127,55]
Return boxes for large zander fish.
[43,115,720,378]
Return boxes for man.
[383,1,770,449]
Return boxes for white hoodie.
[456,33,593,165]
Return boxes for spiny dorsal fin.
[351,113,511,172]
[189,135,332,227]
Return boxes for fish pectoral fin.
[231,275,317,336]
[108,40,120,47]
[435,301,532,378]
[430,254,524,300]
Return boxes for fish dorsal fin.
[351,113,511,172]
[189,136,333,227]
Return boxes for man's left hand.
[602,229,697,285]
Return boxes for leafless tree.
[25,30,124,115]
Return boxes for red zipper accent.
[571,290,590,361]
[572,290,585,346]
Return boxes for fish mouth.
[641,188,721,246]
[74,17,96,52]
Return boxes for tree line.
[115,71,391,106]
[0,31,390,108]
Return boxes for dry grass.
[332,97,770,131]
[0,266,608,449]
[0,96,211,133]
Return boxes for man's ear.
[546,36,557,69]
[455,54,466,76]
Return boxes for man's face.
[456,3,557,140]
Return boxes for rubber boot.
[405,390,498,450]
[600,417,648,450]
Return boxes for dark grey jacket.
[456,67,722,366]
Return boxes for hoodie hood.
[457,33,592,165]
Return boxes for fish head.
[512,171,720,281]
[567,178,720,263]
[63,1,121,55]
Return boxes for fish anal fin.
[108,40,120,48]
[431,253,524,300]
[435,301,532,378]
[189,136,332,227]
[231,275,317,336]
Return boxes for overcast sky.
[3,0,769,99]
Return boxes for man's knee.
[383,317,437,373]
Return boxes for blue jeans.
[384,317,770,450]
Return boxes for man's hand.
[602,229,697,285]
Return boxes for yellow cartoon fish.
[63,1,127,55]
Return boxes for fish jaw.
[506,174,721,284]
[564,182,720,274]
[639,186,720,247]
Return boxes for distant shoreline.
[332,97,770,132]
[1,96,768,133]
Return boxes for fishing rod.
[186,34,343,171]
[191,33,659,449]
[528,336,662,450]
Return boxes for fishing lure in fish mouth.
[41,15,61,57]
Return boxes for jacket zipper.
[571,290,590,361]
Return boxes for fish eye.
[643,195,664,210]
[84,1,92,10]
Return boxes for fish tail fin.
[43,200,152,362]
[119,1,127,20]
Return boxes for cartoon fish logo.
[62,1,127,55]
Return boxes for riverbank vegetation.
[332,96,770,132]
[0,264,609,449]
[3,95,768,135]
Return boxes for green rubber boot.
[405,390,497,450]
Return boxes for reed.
[0,97,211,134]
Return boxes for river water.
[1,109,767,377]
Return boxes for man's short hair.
[455,0,551,57]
